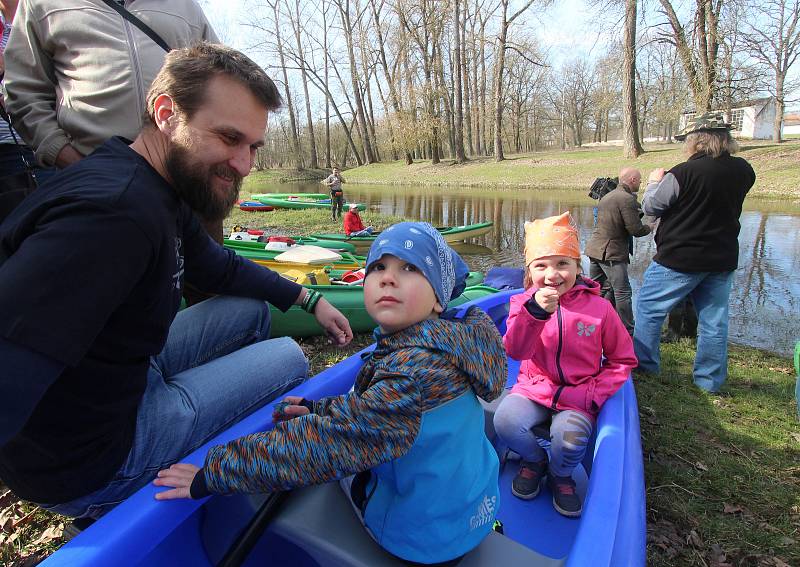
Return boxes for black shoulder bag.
[0,107,38,221]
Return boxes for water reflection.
[270,184,800,356]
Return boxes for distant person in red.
[343,203,373,237]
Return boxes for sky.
[200,0,601,68]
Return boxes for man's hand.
[153,463,201,500]
[313,297,353,345]
[534,288,560,313]
[273,396,311,421]
[647,168,665,184]
[55,144,85,169]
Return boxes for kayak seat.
[264,481,565,567]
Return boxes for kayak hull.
[41,290,645,567]
[224,238,357,254]
[269,282,493,338]
[311,222,494,249]
[253,194,366,211]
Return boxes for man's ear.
[153,94,177,133]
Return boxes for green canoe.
[252,193,366,211]
[311,221,494,249]
[269,282,495,338]
[224,237,357,254]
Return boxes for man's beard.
[165,143,242,222]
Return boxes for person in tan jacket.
[584,167,651,335]
[4,0,217,170]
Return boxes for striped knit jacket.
[200,306,507,562]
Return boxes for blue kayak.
[41,290,646,567]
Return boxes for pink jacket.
[504,278,637,419]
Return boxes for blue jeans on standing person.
[493,393,593,477]
[40,296,308,519]
[633,261,734,392]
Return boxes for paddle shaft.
[216,491,287,567]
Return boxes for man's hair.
[684,130,739,158]
[145,42,282,126]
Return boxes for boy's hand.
[273,396,311,421]
[534,288,560,313]
[314,298,353,346]
[153,463,200,500]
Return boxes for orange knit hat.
[524,212,581,265]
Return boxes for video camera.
[588,177,618,200]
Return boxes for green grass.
[638,340,799,566]
[342,141,800,202]
[3,340,798,565]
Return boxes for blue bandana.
[366,222,470,307]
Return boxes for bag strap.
[98,0,171,52]
[0,106,35,173]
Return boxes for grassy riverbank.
[3,339,797,566]
[342,141,800,202]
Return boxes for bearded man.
[0,43,353,522]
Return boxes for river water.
[262,184,800,357]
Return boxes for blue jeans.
[41,296,308,519]
[350,227,373,237]
[633,261,734,392]
[493,394,593,477]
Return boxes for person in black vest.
[634,113,755,392]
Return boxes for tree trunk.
[493,23,507,161]
[622,0,644,158]
[290,0,318,168]
[774,76,784,142]
[272,1,303,169]
[453,0,466,162]
[369,0,413,163]
[322,2,332,168]
[338,0,376,163]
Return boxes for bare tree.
[335,0,377,163]
[453,0,467,162]
[288,0,319,168]
[741,0,800,141]
[268,0,303,168]
[622,0,643,157]
[492,0,541,161]
[657,0,726,112]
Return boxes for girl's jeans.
[493,393,593,477]
[41,296,308,519]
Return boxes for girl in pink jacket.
[493,212,637,517]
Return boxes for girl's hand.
[534,288,560,313]
[153,463,200,500]
[273,396,311,421]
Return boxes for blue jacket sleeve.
[0,337,64,448]
[201,372,421,494]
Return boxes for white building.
[782,112,800,136]
[679,97,777,140]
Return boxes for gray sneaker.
[549,475,582,517]
[511,459,547,500]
